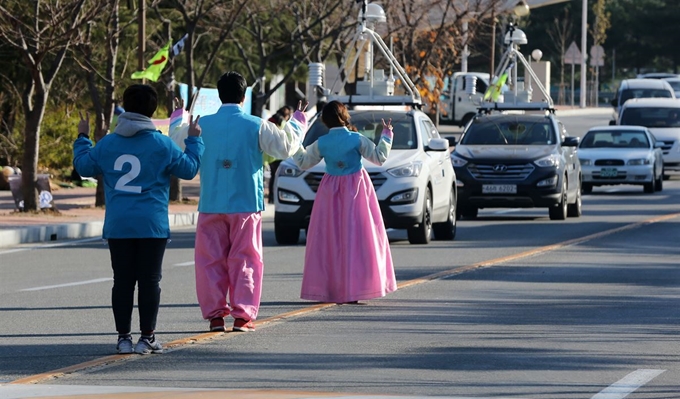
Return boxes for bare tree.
[0,0,106,211]
[548,8,573,105]
[152,0,247,201]
[383,0,501,111]
[230,0,347,116]
[74,0,132,206]
[589,0,611,105]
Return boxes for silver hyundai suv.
[273,108,457,245]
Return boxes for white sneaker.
[134,336,163,354]
[116,336,134,354]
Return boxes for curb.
[0,208,275,249]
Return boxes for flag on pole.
[131,41,171,82]
[172,34,189,58]
[484,62,514,102]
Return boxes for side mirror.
[610,98,618,107]
[446,136,458,147]
[655,142,664,148]
[608,119,617,126]
[426,138,449,152]
[562,136,580,147]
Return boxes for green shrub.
[39,109,78,173]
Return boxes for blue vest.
[198,105,265,213]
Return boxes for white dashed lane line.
[591,369,665,399]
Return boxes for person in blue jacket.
[73,84,204,355]
[194,71,307,333]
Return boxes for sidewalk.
[0,177,273,249]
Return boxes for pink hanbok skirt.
[300,168,397,303]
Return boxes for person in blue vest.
[73,84,204,355]
[194,71,307,333]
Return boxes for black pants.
[268,160,282,204]
[108,238,167,334]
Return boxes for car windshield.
[619,88,673,105]
[460,118,555,145]
[667,81,680,91]
[620,107,680,128]
[580,130,649,149]
[302,111,417,149]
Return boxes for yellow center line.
[11,212,680,385]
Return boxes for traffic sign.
[563,41,582,65]
[590,45,605,67]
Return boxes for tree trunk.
[20,88,47,212]
[170,177,181,201]
[20,117,40,212]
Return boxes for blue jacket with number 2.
[73,112,204,239]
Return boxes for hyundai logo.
[493,164,508,172]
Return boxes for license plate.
[482,184,517,194]
[600,167,618,177]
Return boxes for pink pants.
[194,212,263,321]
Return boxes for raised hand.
[188,115,201,137]
[173,97,185,112]
[381,118,393,131]
[297,100,309,112]
[78,111,91,138]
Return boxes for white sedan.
[578,126,664,194]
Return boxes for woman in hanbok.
[293,101,397,304]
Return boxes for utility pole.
[579,0,587,108]
[490,10,496,77]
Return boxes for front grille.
[467,163,535,181]
[304,172,387,193]
[594,159,625,166]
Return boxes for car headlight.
[450,153,468,167]
[535,154,560,168]
[387,162,423,177]
[627,158,651,165]
[579,158,592,166]
[277,164,304,177]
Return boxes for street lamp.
[513,0,530,18]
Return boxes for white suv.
[273,108,457,245]
[617,97,680,177]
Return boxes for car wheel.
[408,188,432,244]
[655,168,663,192]
[459,206,478,219]
[643,169,656,193]
[567,181,582,217]
[581,183,593,194]
[549,179,567,220]
[433,188,457,240]
[274,223,300,245]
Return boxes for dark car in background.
[450,113,582,220]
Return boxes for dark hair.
[217,71,247,104]
[277,105,293,120]
[123,85,158,117]
[268,113,284,126]
[321,101,350,129]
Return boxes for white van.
[617,98,680,177]
[610,79,675,123]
